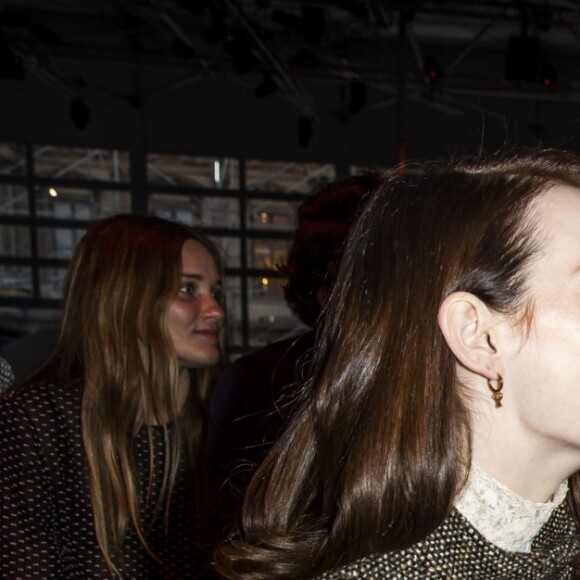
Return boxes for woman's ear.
[438,292,501,379]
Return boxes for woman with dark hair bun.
[0,214,227,578]
[215,149,580,579]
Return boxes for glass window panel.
[246,199,299,232]
[0,225,30,257]
[0,265,32,297]
[208,235,240,269]
[245,160,335,194]
[247,276,302,347]
[35,186,131,218]
[147,154,240,189]
[148,193,240,228]
[39,268,67,299]
[37,227,86,260]
[246,238,290,270]
[34,146,130,182]
[0,143,26,176]
[224,276,243,347]
[0,183,29,215]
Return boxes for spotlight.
[505,36,539,82]
[271,10,301,30]
[254,73,279,99]
[171,37,196,59]
[301,6,325,46]
[178,0,209,15]
[204,10,229,44]
[69,97,90,130]
[289,49,318,68]
[423,56,443,81]
[298,116,313,148]
[532,7,554,32]
[0,40,24,79]
[539,63,557,88]
[348,81,367,114]
[31,23,62,47]
[225,36,258,74]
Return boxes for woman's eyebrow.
[181,274,223,287]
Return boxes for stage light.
[254,73,278,99]
[539,63,557,87]
[298,116,313,148]
[203,10,228,44]
[505,36,539,82]
[178,0,208,15]
[31,24,61,47]
[69,97,90,130]
[532,7,554,32]
[225,31,258,74]
[301,6,325,46]
[0,40,24,79]
[271,10,301,30]
[171,38,196,59]
[423,57,443,81]
[289,49,318,68]
[349,81,367,114]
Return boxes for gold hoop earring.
[487,375,504,408]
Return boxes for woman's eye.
[179,282,198,297]
[212,288,224,304]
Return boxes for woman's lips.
[194,329,218,341]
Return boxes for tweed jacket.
[0,356,14,394]
[318,503,580,579]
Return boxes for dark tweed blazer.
[318,503,580,579]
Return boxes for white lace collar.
[454,463,568,553]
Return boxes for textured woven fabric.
[0,356,15,394]
[0,380,207,578]
[318,504,580,579]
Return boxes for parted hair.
[279,174,380,327]
[42,214,227,575]
[215,149,580,578]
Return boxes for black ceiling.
[2,1,580,120]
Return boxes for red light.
[423,57,443,82]
[539,64,557,88]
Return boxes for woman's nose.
[202,295,225,322]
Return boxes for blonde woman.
[0,214,227,578]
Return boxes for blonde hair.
[48,214,226,574]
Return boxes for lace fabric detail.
[454,462,568,553]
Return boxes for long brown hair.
[42,214,227,574]
[215,149,580,578]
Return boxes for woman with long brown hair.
[216,149,580,578]
[0,214,227,577]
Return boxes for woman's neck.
[470,407,578,502]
